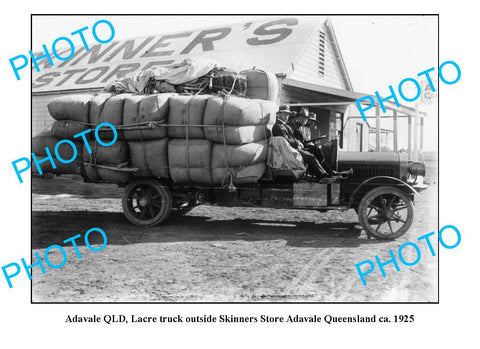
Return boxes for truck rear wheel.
[357,186,414,239]
[122,179,172,226]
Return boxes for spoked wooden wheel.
[357,186,414,239]
[122,179,172,226]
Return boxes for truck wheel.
[122,179,172,227]
[357,186,414,239]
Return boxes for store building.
[32,16,424,157]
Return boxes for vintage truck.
[120,138,426,240]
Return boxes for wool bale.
[89,93,112,124]
[32,133,61,155]
[82,140,130,184]
[204,125,271,145]
[32,133,83,160]
[168,139,212,184]
[90,93,126,140]
[32,157,82,175]
[204,96,277,126]
[82,140,129,165]
[51,120,91,140]
[83,163,130,184]
[123,93,176,140]
[211,141,268,168]
[47,94,92,122]
[122,94,144,124]
[96,166,130,183]
[168,95,210,139]
[129,139,169,178]
[244,69,279,101]
[212,163,267,184]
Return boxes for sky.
[32,15,438,151]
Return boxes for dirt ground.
[31,175,438,302]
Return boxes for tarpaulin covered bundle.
[267,136,306,180]
[83,140,131,183]
[203,97,278,144]
[103,60,276,101]
[105,58,220,94]
[210,69,247,96]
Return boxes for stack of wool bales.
[123,93,176,179]
[36,69,279,186]
[83,93,130,183]
[167,95,212,183]
[204,97,276,184]
[34,95,92,175]
[166,69,278,185]
[166,94,277,185]
[46,93,132,183]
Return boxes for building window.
[318,31,325,76]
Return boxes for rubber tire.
[122,179,172,227]
[357,186,414,239]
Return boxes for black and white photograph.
[30,15,438,303]
[2,1,480,347]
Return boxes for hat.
[277,105,292,114]
[291,109,312,120]
[308,112,317,121]
[298,107,309,117]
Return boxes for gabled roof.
[325,18,353,91]
[285,17,353,92]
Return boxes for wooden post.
[413,112,419,161]
[420,117,424,161]
[393,110,398,152]
[329,109,337,140]
[408,114,412,160]
[375,104,380,152]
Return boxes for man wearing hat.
[289,108,314,144]
[272,105,328,179]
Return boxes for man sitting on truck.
[289,107,314,145]
[272,105,329,180]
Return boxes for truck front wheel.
[357,186,414,239]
